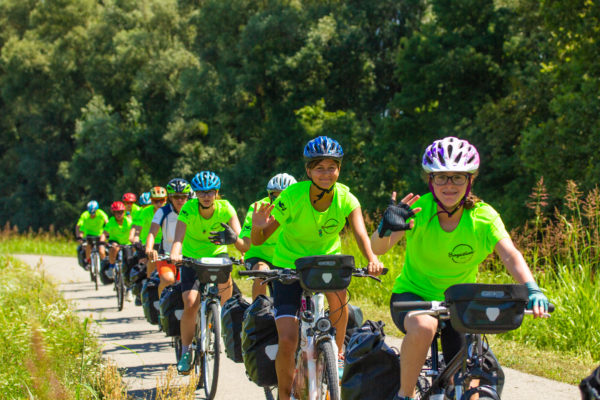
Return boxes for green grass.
[0,230,76,257]
[0,255,124,399]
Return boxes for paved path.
[16,255,579,400]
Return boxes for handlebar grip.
[548,303,555,313]
[238,270,253,276]
[392,301,433,312]
[382,268,388,275]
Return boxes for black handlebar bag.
[295,255,354,292]
[444,283,528,334]
[221,293,250,363]
[341,320,400,400]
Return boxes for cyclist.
[103,201,133,279]
[370,136,550,400]
[130,186,166,277]
[170,171,247,375]
[146,178,191,297]
[251,136,383,400]
[239,172,297,300]
[122,192,141,217]
[76,200,109,265]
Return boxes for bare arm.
[146,222,160,261]
[129,225,141,243]
[170,220,187,263]
[348,207,383,275]
[228,214,249,253]
[75,225,82,239]
[494,238,535,284]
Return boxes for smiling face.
[195,190,217,208]
[430,173,471,209]
[306,159,340,189]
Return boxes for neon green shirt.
[392,193,510,301]
[271,181,360,269]
[240,197,280,262]
[133,205,162,244]
[77,210,109,236]
[104,216,133,245]
[178,199,237,258]
[127,203,141,218]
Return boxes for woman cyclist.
[146,178,191,297]
[370,136,549,400]
[251,136,383,400]
[131,186,166,278]
[76,200,109,266]
[122,192,141,217]
[170,171,247,375]
[103,201,133,279]
[239,172,297,300]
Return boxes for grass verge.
[0,223,75,256]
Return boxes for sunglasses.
[170,195,188,200]
[196,190,217,197]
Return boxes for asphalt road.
[16,255,579,400]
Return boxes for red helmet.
[111,201,126,212]
[122,192,137,203]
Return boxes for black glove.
[209,222,238,245]
[378,198,415,238]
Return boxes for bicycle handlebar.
[392,300,555,317]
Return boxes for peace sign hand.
[378,192,421,238]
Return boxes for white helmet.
[422,136,480,173]
[267,173,297,192]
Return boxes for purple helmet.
[422,137,480,174]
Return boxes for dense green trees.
[0,0,598,231]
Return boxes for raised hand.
[209,222,238,245]
[252,202,275,230]
[378,192,422,238]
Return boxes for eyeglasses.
[196,190,217,197]
[113,210,125,214]
[431,173,470,186]
[170,195,188,200]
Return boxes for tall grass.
[0,222,76,256]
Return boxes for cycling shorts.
[272,267,303,319]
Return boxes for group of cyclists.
[75,135,551,400]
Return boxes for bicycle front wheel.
[316,340,340,400]
[91,252,100,291]
[115,264,124,311]
[201,302,220,399]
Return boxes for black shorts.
[390,292,465,363]
[244,257,274,270]
[272,268,304,319]
[180,253,230,293]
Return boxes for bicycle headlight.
[316,317,331,333]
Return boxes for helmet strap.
[310,180,334,203]
[428,177,472,217]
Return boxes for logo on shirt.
[276,200,287,211]
[181,210,189,217]
[448,244,474,264]
[320,218,340,235]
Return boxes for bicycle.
[85,235,103,291]
[239,254,387,400]
[106,242,126,311]
[172,256,242,400]
[392,283,554,400]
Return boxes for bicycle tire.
[174,336,182,363]
[91,252,100,291]
[263,386,275,400]
[201,302,221,399]
[415,375,431,400]
[317,340,340,400]
[116,263,124,311]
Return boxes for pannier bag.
[141,273,160,325]
[121,246,135,287]
[444,283,529,334]
[77,245,86,268]
[129,263,147,297]
[100,259,114,285]
[295,255,354,292]
[241,295,278,387]
[159,283,184,337]
[580,365,600,400]
[341,320,400,400]
[221,293,250,363]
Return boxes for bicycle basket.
[444,283,528,334]
[183,257,233,284]
[295,255,354,292]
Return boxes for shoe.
[337,354,345,380]
[84,264,90,271]
[125,290,133,302]
[177,351,193,375]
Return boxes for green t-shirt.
[127,203,141,218]
[77,210,109,236]
[178,199,237,258]
[239,197,280,262]
[271,181,360,269]
[104,216,133,245]
[392,192,510,301]
[133,205,162,244]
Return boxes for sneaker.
[177,351,193,375]
[337,354,345,380]
[125,290,133,302]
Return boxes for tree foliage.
[0,0,598,231]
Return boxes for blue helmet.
[191,171,221,191]
[139,192,151,205]
[303,136,344,161]
[87,200,99,214]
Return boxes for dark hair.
[305,158,342,170]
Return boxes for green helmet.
[166,178,191,194]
